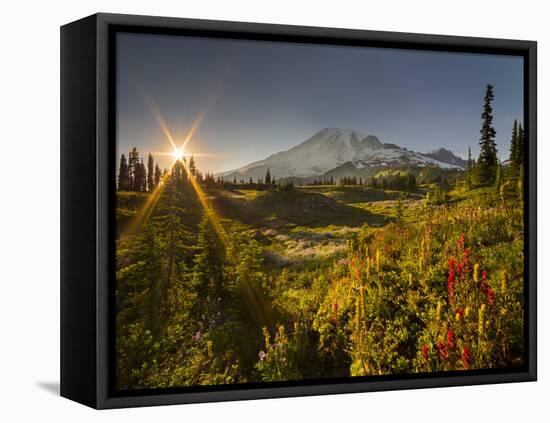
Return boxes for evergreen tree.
[509,119,519,178]
[128,147,140,191]
[517,123,525,171]
[147,153,155,192]
[466,146,473,189]
[189,156,197,178]
[118,154,130,191]
[265,168,271,185]
[154,163,162,188]
[192,214,228,324]
[140,158,147,192]
[477,84,498,185]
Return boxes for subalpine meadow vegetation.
[115,84,525,390]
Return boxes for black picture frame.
[61,12,537,409]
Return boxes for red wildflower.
[487,288,495,306]
[457,233,465,250]
[456,308,464,317]
[448,258,455,271]
[447,270,456,283]
[448,270,456,299]
[422,344,429,362]
[447,329,456,349]
[463,248,470,260]
[482,270,488,281]
[462,346,470,369]
[437,341,449,360]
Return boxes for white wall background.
[1,0,547,420]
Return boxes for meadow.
[115,168,525,389]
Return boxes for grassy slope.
[115,181,524,385]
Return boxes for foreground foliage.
[115,171,524,389]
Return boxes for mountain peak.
[424,148,466,168]
[221,128,465,180]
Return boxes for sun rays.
[119,86,272,329]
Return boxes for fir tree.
[147,153,155,192]
[517,123,525,171]
[140,158,147,192]
[189,156,197,177]
[192,214,228,324]
[128,147,140,191]
[154,163,162,188]
[466,146,473,189]
[118,154,130,191]
[477,84,498,185]
[265,168,271,185]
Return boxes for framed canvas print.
[60,13,537,409]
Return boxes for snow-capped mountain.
[222,128,464,181]
[424,148,467,169]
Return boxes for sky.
[116,32,524,174]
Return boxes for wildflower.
[448,258,455,271]
[376,249,381,273]
[437,341,449,359]
[193,330,202,341]
[461,346,470,369]
[447,329,456,349]
[457,233,465,250]
[422,344,429,362]
[473,264,480,283]
[258,350,267,361]
[436,301,442,321]
[263,327,270,348]
[357,269,361,280]
[482,270,488,281]
[478,304,486,336]
[448,270,456,299]
[464,306,471,318]
[487,288,496,306]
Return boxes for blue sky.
[117,32,523,173]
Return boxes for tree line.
[118,148,164,192]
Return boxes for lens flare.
[171,148,185,160]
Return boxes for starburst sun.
[171,148,186,160]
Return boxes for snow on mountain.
[424,148,467,169]
[222,128,464,181]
